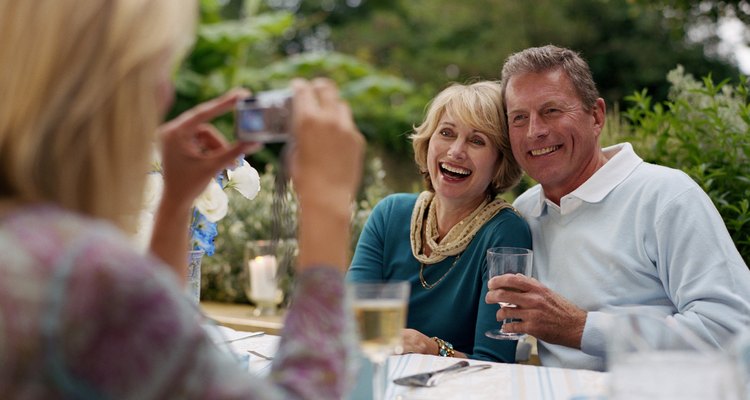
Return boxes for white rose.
[194,179,228,222]
[227,159,260,200]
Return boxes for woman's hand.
[401,329,467,358]
[158,88,260,210]
[289,78,364,271]
[402,328,438,355]
[150,88,260,277]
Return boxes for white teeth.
[440,163,471,175]
[531,146,560,156]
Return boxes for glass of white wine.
[347,281,410,400]
[484,247,533,340]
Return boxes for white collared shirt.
[513,143,750,371]
[527,143,638,216]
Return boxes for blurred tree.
[551,0,740,104]
[178,0,747,188]
[632,1,750,73]
[173,0,423,161]
[286,0,741,107]
[635,0,750,34]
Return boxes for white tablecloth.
[205,324,279,376]
[207,325,609,399]
[386,353,608,400]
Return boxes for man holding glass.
[486,45,750,371]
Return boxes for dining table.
[207,324,609,400]
[384,352,607,400]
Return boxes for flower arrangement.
[200,157,393,303]
[135,157,261,255]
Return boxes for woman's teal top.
[347,193,532,362]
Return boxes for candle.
[249,255,278,302]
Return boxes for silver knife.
[393,361,491,387]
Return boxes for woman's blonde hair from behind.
[0,0,196,231]
[410,81,522,197]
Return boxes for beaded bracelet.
[431,336,455,357]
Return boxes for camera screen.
[239,107,266,133]
[235,89,292,143]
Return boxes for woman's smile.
[439,161,472,181]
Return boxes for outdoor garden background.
[172,0,750,303]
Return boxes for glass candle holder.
[243,240,296,316]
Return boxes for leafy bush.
[624,66,750,264]
[200,164,296,303]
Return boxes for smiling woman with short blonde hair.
[411,81,522,197]
[348,81,531,364]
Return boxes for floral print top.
[0,205,355,399]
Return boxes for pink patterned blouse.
[0,205,355,399]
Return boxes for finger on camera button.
[312,78,340,106]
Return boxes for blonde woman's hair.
[410,81,522,197]
[0,0,196,231]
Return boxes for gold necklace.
[419,253,462,290]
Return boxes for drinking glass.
[484,247,533,340]
[186,249,205,303]
[607,310,743,399]
[347,281,410,400]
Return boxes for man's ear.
[591,98,606,138]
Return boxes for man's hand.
[486,274,587,349]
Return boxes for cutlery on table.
[393,361,492,387]
[222,331,264,343]
[247,349,274,360]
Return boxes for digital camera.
[235,88,292,143]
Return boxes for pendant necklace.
[419,252,462,290]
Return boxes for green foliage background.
[286,0,741,107]
[180,0,749,303]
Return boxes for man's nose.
[528,114,550,139]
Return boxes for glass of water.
[607,310,743,399]
[484,247,533,340]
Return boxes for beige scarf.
[410,191,515,264]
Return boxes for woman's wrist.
[297,205,351,272]
[431,337,455,357]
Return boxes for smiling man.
[486,45,750,371]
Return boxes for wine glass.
[484,247,533,340]
[347,281,410,400]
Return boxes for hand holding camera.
[233,79,364,271]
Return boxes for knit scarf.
[410,191,515,264]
